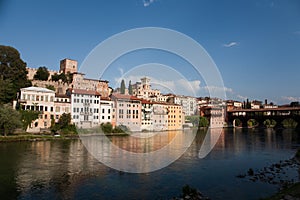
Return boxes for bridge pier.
[256,119,266,129]
[273,118,284,130]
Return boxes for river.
[0,128,299,200]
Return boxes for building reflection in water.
[10,128,299,199]
[15,140,108,199]
[80,129,197,173]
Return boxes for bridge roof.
[227,107,300,113]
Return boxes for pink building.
[111,94,142,132]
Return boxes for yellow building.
[167,104,184,130]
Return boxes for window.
[55,107,60,112]
[36,95,40,101]
[102,109,105,113]
[56,115,59,119]
[50,107,53,112]
[73,108,76,112]
[45,114,47,119]
[45,106,48,111]
[102,116,104,120]
[41,96,44,101]
[108,109,110,114]
[50,96,54,102]
[108,116,110,120]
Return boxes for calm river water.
[0,128,299,200]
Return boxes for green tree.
[51,73,60,81]
[34,66,49,81]
[120,79,125,94]
[128,80,133,95]
[58,113,71,129]
[58,73,68,83]
[101,122,113,133]
[199,116,209,127]
[46,85,55,91]
[0,45,31,103]
[0,76,15,104]
[0,104,22,136]
[19,110,40,131]
[185,115,200,127]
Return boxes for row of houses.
[16,86,184,133]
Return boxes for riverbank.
[262,148,300,200]
[0,132,129,142]
[236,148,300,199]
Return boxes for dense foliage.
[185,115,200,127]
[100,122,128,134]
[0,45,31,103]
[50,113,77,134]
[0,104,22,136]
[34,66,49,81]
[198,116,209,127]
[19,110,40,131]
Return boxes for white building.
[100,97,114,125]
[70,89,101,129]
[173,95,197,116]
[152,102,168,131]
[18,86,55,132]
[141,99,154,131]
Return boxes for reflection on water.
[80,129,197,173]
[0,128,299,200]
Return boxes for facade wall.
[71,91,101,129]
[132,77,161,100]
[54,96,71,123]
[19,87,55,132]
[141,101,153,131]
[152,103,168,131]
[210,107,225,128]
[60,58,78,74]
[174,96,197,116]
[112,95,141,132]
[72,73,110,97]
[167,104,184,130]
[100,99,114,125]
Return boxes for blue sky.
[1,0,299,104]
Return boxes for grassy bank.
[263,183,300,200]
[0,131,130,142]
[0,134,79,142]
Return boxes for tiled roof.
[71,89,101,96]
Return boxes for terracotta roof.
[55,94,70,98]
[141,99,153,104]
[71,89,101,96]
[111,93,132,99]
[101,96,111,101]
